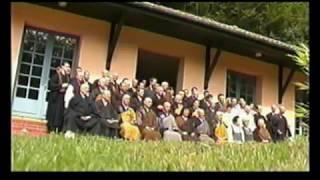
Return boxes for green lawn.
[12,134,309,171]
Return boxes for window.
[226,70,256,104]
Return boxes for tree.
[159,2,309,45]
[288,43,309,134]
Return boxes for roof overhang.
[33,2,299,69]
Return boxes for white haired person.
[160,101,182,141]
[195,108,215,144]
[253,118,272,143]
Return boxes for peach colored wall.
[110,26,205,90]
[11,3,109,93]
[12,3,308,137]
[208,50,307,136]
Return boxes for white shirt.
[64,84,74,108]
[240,112,256,131]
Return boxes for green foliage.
[288,43,309,124]
[159,2,309,45]
[12,134,309,171]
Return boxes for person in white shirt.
[239,105,256,131]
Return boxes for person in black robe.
[89,78,106,102]
[266,104,278,140]
[127,78,138,97]
[152,86,166,116]
[214,93,226,112]
[93,69,109,90]
[63,83,101,136]
[253,105,271,137]
[69,68,84,96]
[83,70,93,93]
[144,77,157,100]
[130,88,144,111]
[95,89,120,138]
[185,87,199,108]
[111,81,128,108]
[46,62,70,133]
[271,105,292,142]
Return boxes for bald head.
[279,105,286,114]
[197,108,205,118]
[122,94,131,106]
[144,97,153,108]
[161,81,169,90]
[80,83,90,96]
[271,104,278,113]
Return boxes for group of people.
[46,62,292,144]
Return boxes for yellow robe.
[214,123,228,144]
[120,108,141,141]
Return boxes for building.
[11,2,307,136]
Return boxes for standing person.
[230,98,240,116]
[172,94,184,117]
[93,69,108,89]
[253,118,272,143]
[112,81,129,108]
[144,77,157,100]
[89,78,107,102]
[164,87,174,105]
[223,105,235,141]
[160,102,182,141]
[153,86,166,116]
[46,62,70,133]
[266,104,279,140]
[95,89,120,138]
[130,87,144,111]
[240,105,256,131]
[214,93,226,112]
[185,87,199,108]
[83,70,93,92]
[242,120,254,142]
[253,105,268,127]
[271,105,291,142]
[237,98,247,113]
[118,94,141,141]
[161,81,169,91]
[136,97,161,141]
[201,94,216,138]
[70,68,84,96]
[127,78,138,97]
[190,99,200,114]
[63,83,101,136]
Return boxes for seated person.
[175,107,198,141]
[160,102,182,141]
[118,94,141,141]
[137,97,162,141]
[63,83,101,137]
[230,116,245,143]
[194,108,215,144]
[214,112,228,144]
[95,89,120,138]
[253,118,272,143]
